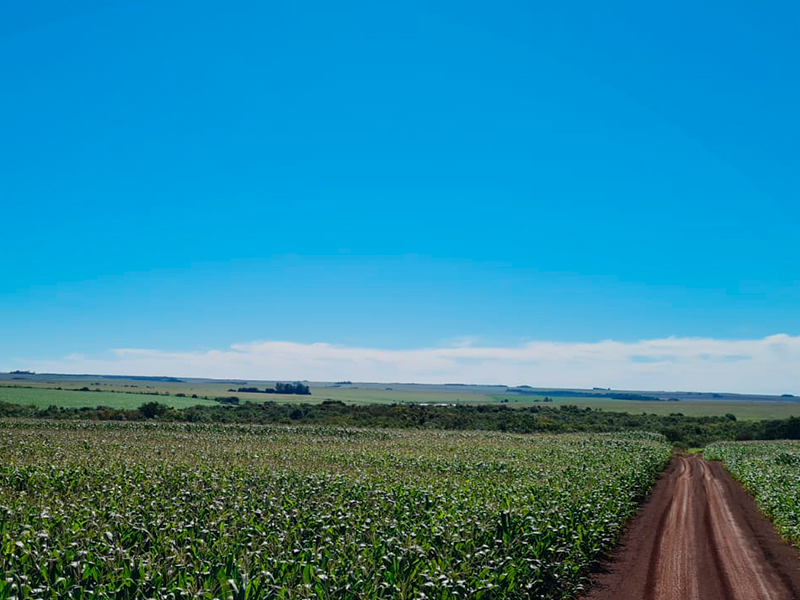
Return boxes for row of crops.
[0,421,670,599]
[705,440,800,546]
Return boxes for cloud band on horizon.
[14,334,800,395]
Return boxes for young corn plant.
[0,421,669,599]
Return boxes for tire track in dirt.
[583,454,800,600]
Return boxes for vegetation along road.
[584,454,800,600]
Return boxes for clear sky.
[2,0,799,392]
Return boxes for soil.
[582,454,800,600]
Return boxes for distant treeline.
[230,382,311,395]
[2,400,800,447]
[507,388,673,402]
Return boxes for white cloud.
[19,334,800,395]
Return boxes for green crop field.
[0,381,503,409]
[0,421,670,599]
[0,387,217,410]
[306,387,500,405]
[704,440,800,546]
[516,398,800,420]
[4,379,800,421]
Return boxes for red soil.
[583,455,800,600]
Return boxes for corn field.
[705,440,800,546]
[0,421,670,599]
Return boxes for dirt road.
[583,454,800,600]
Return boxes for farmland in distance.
[2,373,800,419]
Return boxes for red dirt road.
[583,455,800,600]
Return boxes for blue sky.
[2,0,799,391]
